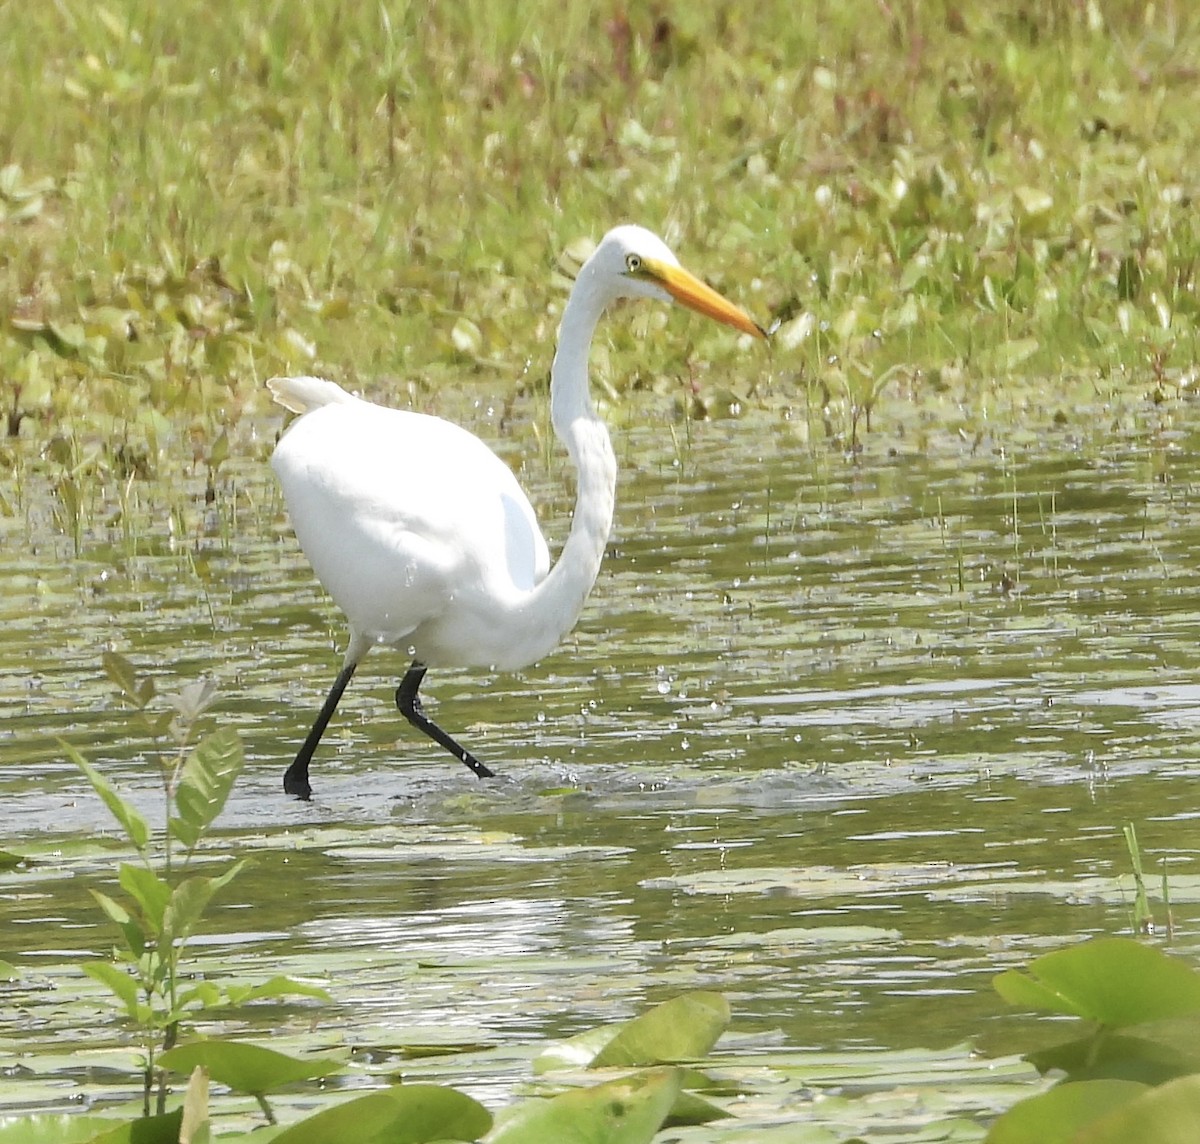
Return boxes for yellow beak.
[643,257,767,339]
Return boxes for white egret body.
[271,225,764,798]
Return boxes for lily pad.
[1075,1074,1200,1144]
[489,1067,681,1144]
[592,993,731,1068]
[157,1040,345,1095]
[1027,1015,1200,1085]
[993,938,1200,1028]
[270,1083,490,1144]
[984,1079,1147,1143]
[534,992,730,1073]
[0,1117,132,1144]
[85,1109,184,1144]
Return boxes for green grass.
[2,0,1199,461]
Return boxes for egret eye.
[625,253,642,274]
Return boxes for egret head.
[587,225,766,338]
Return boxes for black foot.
[283,765,312,801]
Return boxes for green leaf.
[118,863,171,933]
[534,1023,622,1074]
[89,890,147,957]
[90,891,132,927]
[1027,1015,1200,1085]
[984,1079,1147,1143]
[157,1040,345,1095]
[0,1115,125,1143]
[271,1083,491,1144]
[84,1108,184,1143]
[591,993,731,1068]
[221,975,331,1005]
[103,650,155,710]
[665,1088,730,1127]
[995,336,1039,372]
[535,993,731,1074]
[171,728,243,850]
[82,961,142,1020]
[161,860,245,948]
[1076,1074,1200,1144]
[489,1067,681,1144]
[63,742,150,853]
[207,429,229,472]
[994,938,1200,1028]
[175,981,223,1013]
[167,679,218,725]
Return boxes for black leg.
[395,662,496,779]
[284,660,358,800]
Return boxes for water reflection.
[1,393,1198,1123]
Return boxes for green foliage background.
[2,0,1199,448]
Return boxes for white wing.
[271,391,550,655]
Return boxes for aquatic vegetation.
[1123,822,1174,938]
[3,0,1200,487]
[3,7,1200,1137]
[988,937,1200,1142]
[61,656,327,1120]
[22,658,742,1140]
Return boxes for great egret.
[270,224,765,799]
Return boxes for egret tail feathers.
[267,375,359,414]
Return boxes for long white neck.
[516,262,617,659]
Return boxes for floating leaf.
[984,1078,1146,1143]
[0,1115,155,1144]
[221,975,331,1005]
[535,992,730,1074]
[1027,1015,1200,1085]
[1075,1074,1200,1144]
[664,1088,730,1127]
[592,993,731,1068]
[158,1040,345,1095]
[490,1067,681,1144]
[270,1083,490,1143]
[994,938,1200,1028]
[82,1108,184,1144]
[535,1023,622,1074]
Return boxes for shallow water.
[1,389,1198,1133]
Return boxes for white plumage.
[270,225,764,799]
[271,382,552,669]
